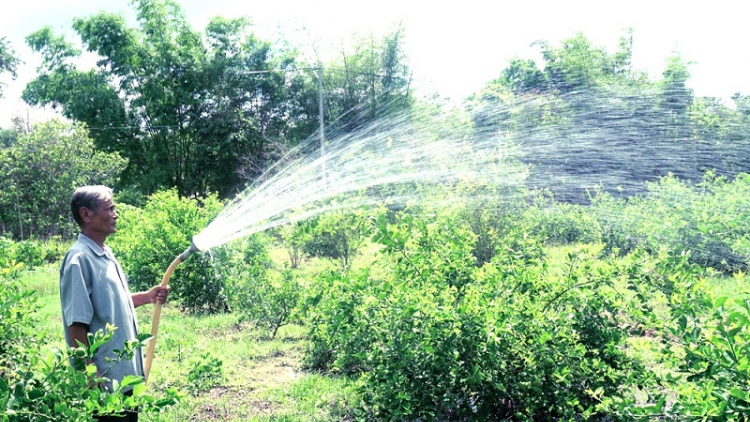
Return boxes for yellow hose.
[144,255,183,381]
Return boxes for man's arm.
[67,322,103,382]
[131,285,171,308]
[67,322,90,348]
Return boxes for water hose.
[144,242,201,380]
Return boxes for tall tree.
[469,31,710,201]
[0,36,20,98]
[23,0,308,198]
[322,27,413,135]
[0,120,126,239]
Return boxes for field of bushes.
[2,173,750,421]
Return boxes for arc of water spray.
[142,101,537,380]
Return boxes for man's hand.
[148,285,171,305]
[132,285,171,307]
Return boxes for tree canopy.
[0,120,126,239]
[468,31,749,202]
[22,0,412,199]
[0,36,20,98]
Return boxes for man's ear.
[79,207,94,224]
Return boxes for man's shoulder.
[67,235,105,257]
[62,238,99,268]
[65,240,91,259]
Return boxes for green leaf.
[132,383,146,397]
[727,312,749,327]
[730,387,747,401]
[120,375,143,388]
[714,296,728,309]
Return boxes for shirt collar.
[77,233,110,257]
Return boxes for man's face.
[87,197,118,237]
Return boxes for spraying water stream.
[147,89,748,379]
[191,105,523,251]
[190,89,731,252]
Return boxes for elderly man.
[60,185,170,421]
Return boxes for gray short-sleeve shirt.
[60,233,145,391]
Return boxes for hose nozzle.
[178,242,200,262]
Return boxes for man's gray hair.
[71,186,113,227]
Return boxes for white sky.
[1,0,749,128]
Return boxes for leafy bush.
[307,209,649,421]
[300,209,373,269]
[0,236,16,267]
[524,194,603,245]
[0,262,32,358]
[111,189,227,314]
[666,294,750,420]
[590,173,750,273]
[279,223,310,268]
[11,239,46,268]
[0,236,68,271]
[221,234,299,338]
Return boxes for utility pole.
[317,65,326,188]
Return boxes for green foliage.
[221,234,298,338]
[322,26,413,133]
[666,294,750,420]
[0,36,19,98]
[111,189,226,313]
[0,262,32,358]
[23,0,303,196]
[0,263,180,421]
[20,0,413,199]
[234,268,302,340]
[280,223,310,269]
[470,30,750,201]
[186,352,224,393]
[590,173,750,273]
[300,209,373,269]
[456,190,530,265]
[0,120,126,240]
[0,236,68,271]
[307,210,650,421]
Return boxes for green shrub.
[0,236,64,271]
[279,222,310,268]
[664,294,750,421]
[455,186,530,266]
[186,352,225,393]
[222,234,299,338]
[0,262,32,358]
[0,236,16,266]
[111,189,227,314]
[13,239,46,268]
[300,208,373,269]
[524,194,602,245]
[590,173,750,273]
[307,210,648,421]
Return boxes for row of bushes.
[525,172,750,274]
[7,172,748,318]
[305,203,750,421]
[0,235,68,269]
